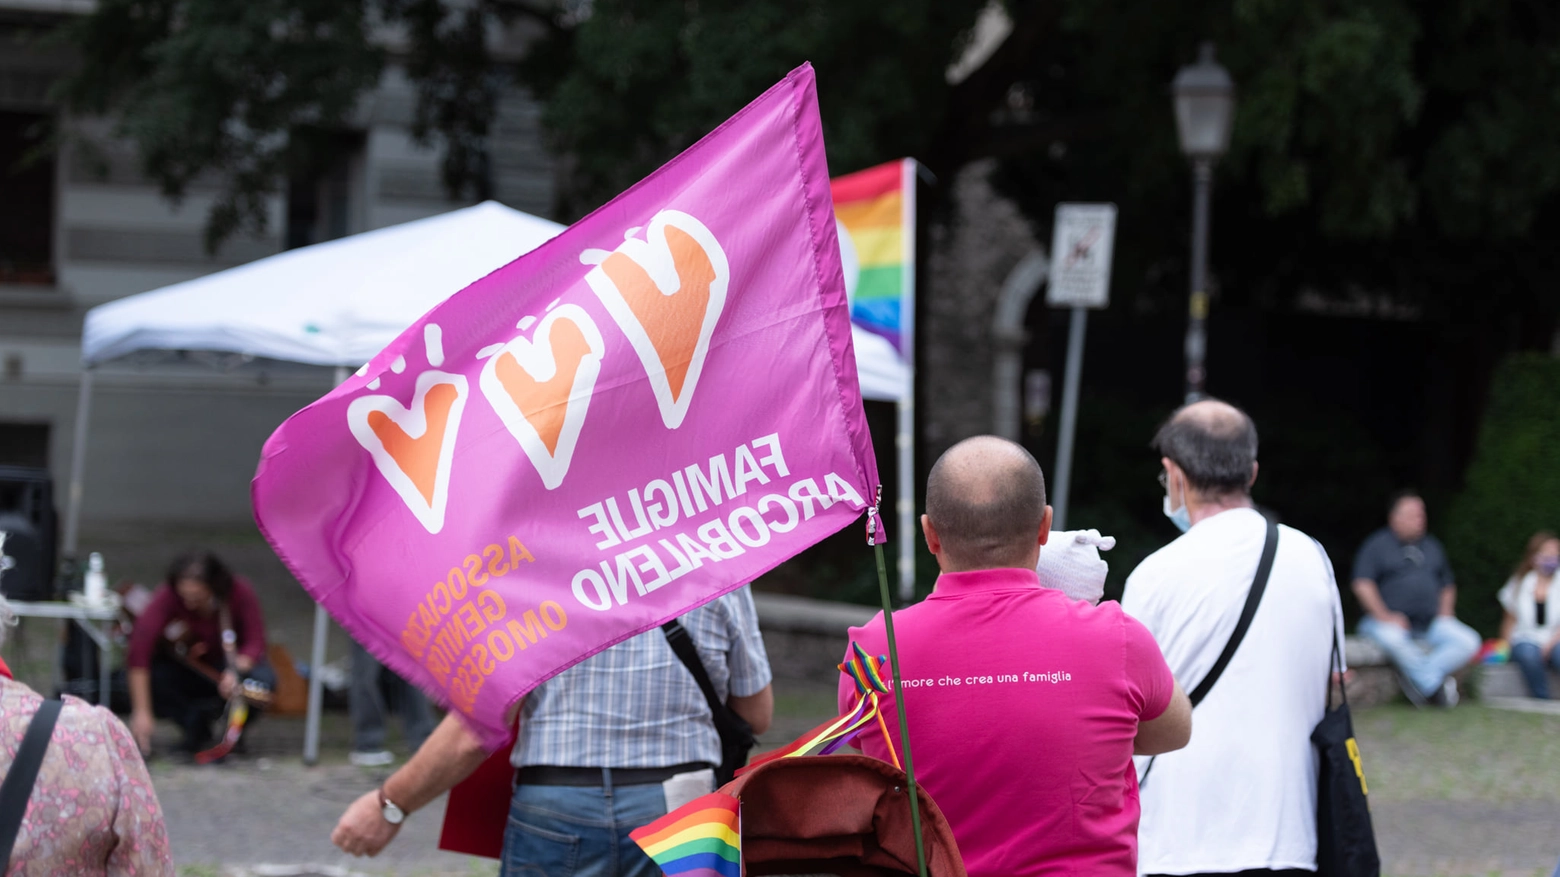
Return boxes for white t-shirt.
[1498,572,1559,647]
[1122,507,1344,876]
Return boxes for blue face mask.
[1538,557,1560,577]
[1163,494,1192,533]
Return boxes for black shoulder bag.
[0,699,62,867]
[662,620,758,786]
[1311,551,1381,876]
[1142,514,1279,785]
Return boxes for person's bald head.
[1152,398,1259,497]
[923,436,1050,571]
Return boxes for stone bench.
[1343,636,1406,707]
[1344,635,1560,704]
[1477,661,1560,700]
[754,592,875,691]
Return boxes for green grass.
[771,688,840,722]
[1357,703,1560,802]
[1391,867,1547,873]
[1386,872,1549,877]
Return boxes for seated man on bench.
[1352,491,1480,706]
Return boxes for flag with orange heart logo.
[252,64,882,748]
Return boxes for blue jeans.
[1510,642,1560,699]
[502,779,668,877]
[1358,615,1481,699]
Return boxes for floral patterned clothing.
[0,678,173,876]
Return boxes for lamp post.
[1172,42,1235,403]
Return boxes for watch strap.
[378,787,406,824]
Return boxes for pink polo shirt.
[839,567,1174,877]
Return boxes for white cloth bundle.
[1036,529,1116,605]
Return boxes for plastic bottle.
[84,552,107,605]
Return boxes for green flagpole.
[869,498,929,877]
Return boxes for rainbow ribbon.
[737,643,904,776]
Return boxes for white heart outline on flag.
[478,304,607,490]
[346,370,469,534]
[581,210,729,430]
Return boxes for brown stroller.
[719,753,966,877]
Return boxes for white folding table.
[9,598,120,705]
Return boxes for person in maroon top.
[126,552,272,756]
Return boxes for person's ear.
[1249,461,1259,489]
[921,514,941,555]
[1038,505,1053,546]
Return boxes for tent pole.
[304,365,352,766]
[62,366,94,565]
[304,603,329,766]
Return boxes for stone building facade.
[920,159,1045,462]
[0,4,555,536]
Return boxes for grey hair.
[1151,399,1259,497]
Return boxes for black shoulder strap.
[1188,514,1280,706]
[662,620,725,720]
[0,699,62,866]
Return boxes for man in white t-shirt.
[1122,399,1344,877]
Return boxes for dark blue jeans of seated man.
[502,780,668,877]
[1511,641,1560,699]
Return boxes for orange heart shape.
[366,382,461,505]
[492,316,593,456]
[600,224,715,402]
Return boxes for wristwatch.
[378,788,406,825]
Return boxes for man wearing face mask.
[1122,399,1344,877]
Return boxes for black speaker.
[0,466,57,602]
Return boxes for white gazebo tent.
[66,200,906,763]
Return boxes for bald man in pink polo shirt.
[841,436,1191,877]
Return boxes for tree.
[56,0,385,251]
[58,0,1560,607]
[55,0,986,248]
[980,0,1560,328]
[58,0,1560,337]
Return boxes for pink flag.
[252,64,880,747]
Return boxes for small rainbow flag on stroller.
[736,643,902,778]
[630,792,741,877]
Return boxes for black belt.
[517,762,713,787]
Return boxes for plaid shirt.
[510,587,772,769]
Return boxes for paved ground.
[15,522,1560,876]
[139,695,1560,877]
[1356,703,1560,877]
[150,694,841,876]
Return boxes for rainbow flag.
[630,792,741,877]
[832,159,915,356]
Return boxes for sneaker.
[1395,671,1430,708]
[1437,678,1460,708]
[350,750,394,767]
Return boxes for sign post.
[1047,203,1117,530]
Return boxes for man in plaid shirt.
[330,586,773,876]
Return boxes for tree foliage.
[1443,355,1560,636]
[56,0,384,251]
[57,0,1560,316]
[515,0,985,218]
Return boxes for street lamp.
[1171,42,1235,402]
